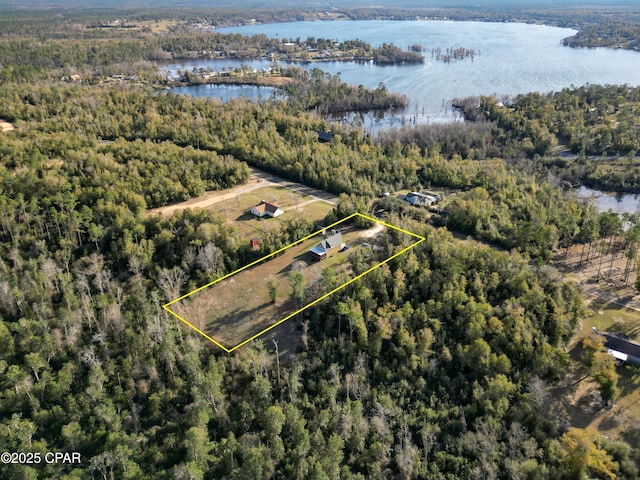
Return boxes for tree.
[289,270,306,306]
[0,319,14,360]
[157,266,186,301]
[267,277,278,304]
[591,351,619,404]
[184,426,213,473]
[237,446,272,480]
[196,242,222,276]
[560,428,618,480]
[263,405,285,440]
[320,267,337,292]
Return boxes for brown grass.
[545,292,640,448]
[173,224,388,350]
[534,244,640,448]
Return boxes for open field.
[148,167,338,237]
[165,214,424,352]
[546,298,640,448]
[88,19,180,33]
[172,225,376,350]
[216,185,334,237]
[579,300,640,341]
[549,346,640,449]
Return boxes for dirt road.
[148,167,338,217]
[250,169,338,206]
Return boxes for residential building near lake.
[0,120,14,133]
[250,200,284,218]
[405,191,440,207]
[310,232,344,261]
[596,329,640,367]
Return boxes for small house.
[0,120,14,133]
[250,200,284,218]
[317,131,333,143]
[250,238,260,249]
[310,232,344,261]
[423,191,442,203]
[405,192,437,207]
[598,330,640,367]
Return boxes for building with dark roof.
[597,330,640,367]
[317,131,333,143]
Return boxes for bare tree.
[526,375,548,412]
[157,267,187,301]
[196,242,222,274]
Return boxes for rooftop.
[253,200,281,214]
[311,232,343,254]
[600,331,640,359]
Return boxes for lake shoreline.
[168,75,297,88]
[165,21,640,126]
[574,185,640,214]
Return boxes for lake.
[575,186,640,215]
[165,20,640,125]
[170,83,278,102]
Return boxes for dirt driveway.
[148,167,338,217]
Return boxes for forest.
[283,69,408,114]
[452,86,640,192]
[1,6,640,480]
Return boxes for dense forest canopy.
[453,85,640,192]
[1,5,639,480]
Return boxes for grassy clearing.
[173,224,393,350]
[217,185,310,212]
[549,350,640,448]
[580,300,640,341]
[548,300,640,448]
[89,19,179,33]
[217,186,333,238]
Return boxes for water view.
[165,20,640,125]
[575,186,640,215]
[170,83,278,102]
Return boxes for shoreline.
[169,76,297,88]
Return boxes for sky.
[1,0,639,10]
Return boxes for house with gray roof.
[310,232,344,260]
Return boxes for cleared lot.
[164,215,424,352]
[148,167,338,237]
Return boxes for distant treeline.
[562,19,640,50]
[489,85,640,157]
[1,4,639,51]
[451,85,640,193]
[0,32,422,83]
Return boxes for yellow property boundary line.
[162,213,425,353]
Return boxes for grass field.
[89,19,179,33]
[549,300,640,448]
[173,225,378,350]
[216,186,333,237]
[165,211,427,353]
[580,300,640,341]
